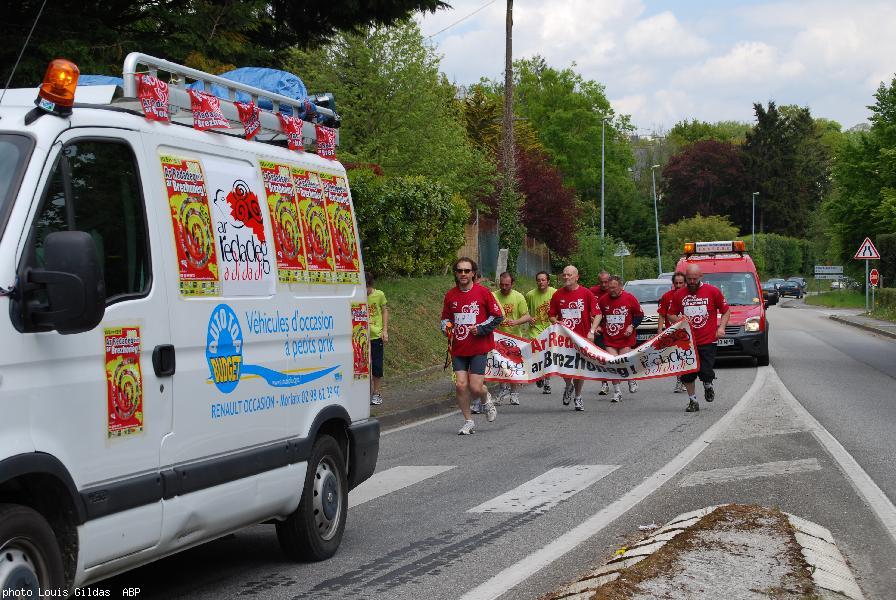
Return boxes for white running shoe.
[574,396,584,411]
[599,381,610,396]
[674,378,685,393]
[370,393,383,405]
[471,400,482,414]
[458,420,476,435]
[484,400,497,422]
[495,385,509,405]
[611,391,622,403]
[510,392,520,405]
[562,381,574,406]
[628,381,638,394]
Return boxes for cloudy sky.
[418,0,896,132]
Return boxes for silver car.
[623,278,675,343]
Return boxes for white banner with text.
[485,320,700,383]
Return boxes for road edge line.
[459,366,768,600]
[770,367,896,544]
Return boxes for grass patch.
[871,305,896,323]
[804,290,866,308]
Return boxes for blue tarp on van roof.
[188,67,315,118]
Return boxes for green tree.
[285,21,494,201]
[350,170,469,276]
[743,102,831,237]
[508,57,652,253]
[3,0,447,84]
[660,214,739,261]
[668,119,751,148]
[825,77,896,263]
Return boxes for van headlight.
[744,317,761,333]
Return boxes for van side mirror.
[17,231,106,334]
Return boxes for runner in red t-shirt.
[441,257,504,434]
[596,275,644,403]
[668,264,731,413]
[548,265,599,412]
[657,271,687,394]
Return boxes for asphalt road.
[95,300,896,600]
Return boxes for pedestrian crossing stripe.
[853,237,880,259]
[467,465,619,514]
[348,466,455,508]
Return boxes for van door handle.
[152,344,176,377]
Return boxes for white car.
[623,278,673,342]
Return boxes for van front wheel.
[277,435,347,561]
[0,504,65,593]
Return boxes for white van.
[0,54,378,592]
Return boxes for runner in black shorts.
[441,258,504,435]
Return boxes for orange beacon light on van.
[36,59,79,114]
[683,240,746,255]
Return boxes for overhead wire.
[426,0,499,38]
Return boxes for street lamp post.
[600,116,609,268]
[751,192,759,250]
[651,164,662,276]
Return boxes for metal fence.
[458,217,551,278]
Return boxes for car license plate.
[716,338,734,347]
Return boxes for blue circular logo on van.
[206,304,243,394]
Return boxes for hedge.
[349,170,470,276]
[876,288,896,309]
[737,233,814,279]
[877,233,896,288]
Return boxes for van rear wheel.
[0,504,65,593]
[276,435,347,561]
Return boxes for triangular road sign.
[853,237,880,260]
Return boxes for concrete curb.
[549,505,865,600]
[373,393,457,430]
[829,314,896,340]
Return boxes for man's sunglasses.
[455,268,473,274]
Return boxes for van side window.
[29,140,150,302]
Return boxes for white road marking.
[381,410,460,436]
[348,465,455,508]
[460,366,767,600]
[468,466,619,514]
[770,368,896,545]
[679,458,821,487]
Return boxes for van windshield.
[701,272,760,306]
[0,134,34,236]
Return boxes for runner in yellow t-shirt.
[525,270,557,394]
[492,272,530,405]
[367,273,389,406]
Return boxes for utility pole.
[496,0,517,275]
[600,117,607,269]
[651,165,662,275]
[502,0,515,202]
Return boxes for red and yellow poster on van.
[104,326,144,438]
[160,155,221,296]
[351,303,370,380]
[321,174,360,284]
[259,161,308,283]
[292,168,334,284]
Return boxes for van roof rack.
[121,52,338,147]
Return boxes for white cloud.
[418,0,887,129]
[675,41,804,88]
[623,11,709,58]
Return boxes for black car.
[787,276,807,291]
[761,281,780,305]
[778,280,803,298]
